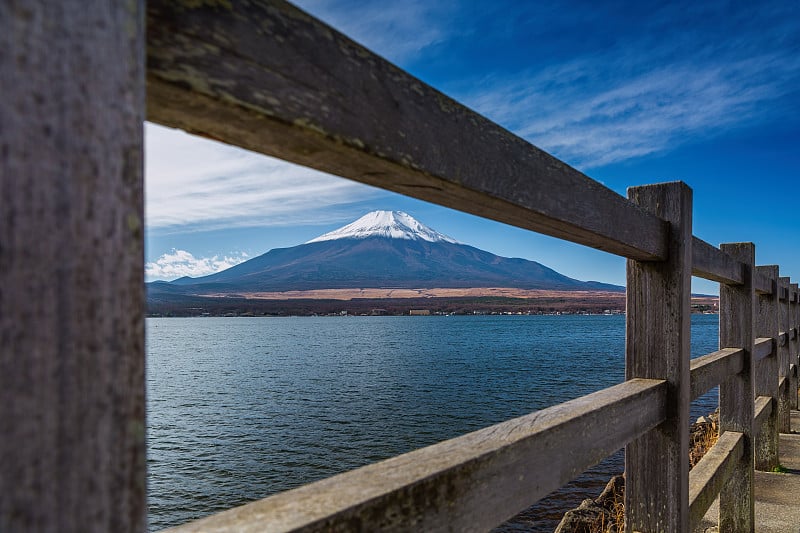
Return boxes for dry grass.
[587,487,625,533]
[608,489,625,532]
[582,415,720,533]
[690,416,720,468]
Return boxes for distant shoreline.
[202,287,625,300]
[146,290,718,317]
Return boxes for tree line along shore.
[147,294,718,317]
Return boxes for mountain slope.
[165,211,621,293]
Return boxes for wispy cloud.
[476,56,798,168]
[145,249,249,281]
[294,0,457,64]
[295,0,800,170]
[456,2,800,168]
[145,0,800,237]
[145,124,383,232]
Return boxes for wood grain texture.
[778,277,792,433]
[754,271,773,295]
[625,182,692,533]
[691,237,744,285]
[0,1,146,532]
[145,0,669,261]
[754,266,779,471]
[754,396,773,433]
[164,379,667,533]
[690,348,744,402]
[754,337,774,361]
[718,243,755,532]
[688,431,744,527]
[792,283,799,410]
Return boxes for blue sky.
[145,0,800,294]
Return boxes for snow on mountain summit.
[307,211,460,244]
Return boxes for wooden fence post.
[718,243,755,532]
[625,182,691,533]
[0,2,146,532]
[754,266,780,471]
[792,283,799,410]
[778,277,792,433]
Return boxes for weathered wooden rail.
[2,1,798,532]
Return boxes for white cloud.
[294,0,456,64]
[145,123,382,231]
[144,1,800,236]
[145,249,249,281]
[290,1,800,172]
[144,2,458,235]
[461,50,800,169]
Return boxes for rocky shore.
[555,410,720,533]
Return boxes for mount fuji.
[152,211,622,295]
[306,210,460,245]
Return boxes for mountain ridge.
[160,211,623,294]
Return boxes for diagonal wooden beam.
[146,0,668,261]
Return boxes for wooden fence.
[1,1,798,532]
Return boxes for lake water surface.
[147,314,719,531]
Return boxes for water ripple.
[147,314,719,532]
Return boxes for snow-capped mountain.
[159,211,622,293]
[307,210,459,244]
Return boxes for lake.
[147,314,719,531]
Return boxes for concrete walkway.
[696,410,800,533]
